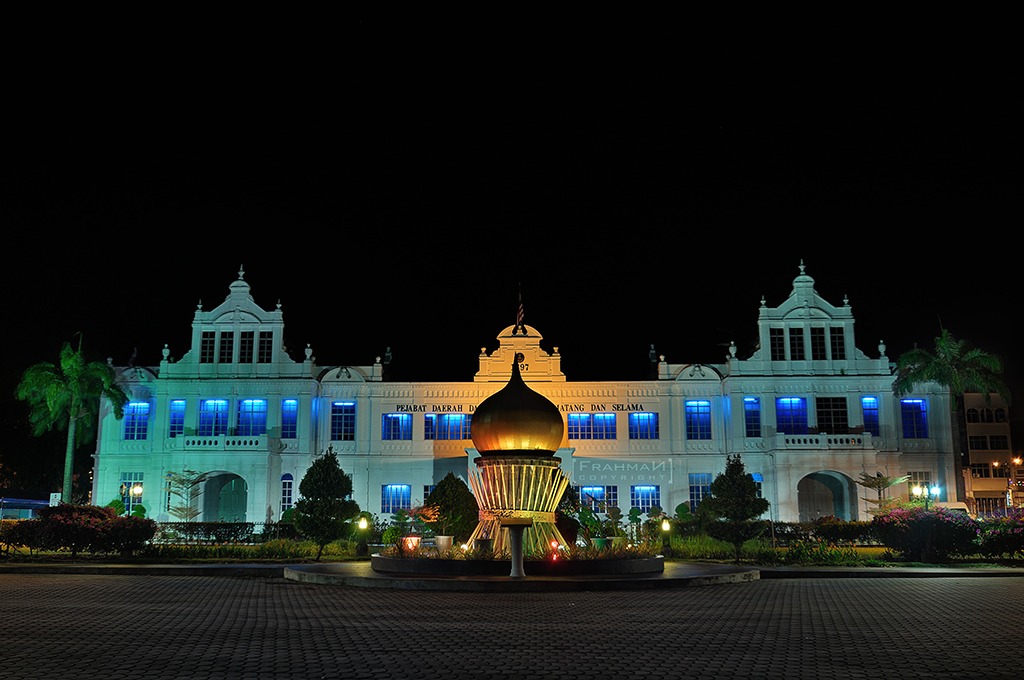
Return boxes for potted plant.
[577,504,606,547]
[604,505,627,547]
[424,506,459,552]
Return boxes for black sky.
[4,36,1023,468]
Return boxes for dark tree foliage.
[294,447,360,560]
[893,328,1010,502]
[15,337,129,503]
[701,454,771,563]
[423,472,479,543]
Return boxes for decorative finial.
[238,265,245,280]
[276,299,282,310]
[197,299,203,311]
[879,340,886,357]
[799,259,805,275]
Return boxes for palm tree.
[15,336,129,503]
[892,328,1011,503]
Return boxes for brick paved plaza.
[1,571,1021,679]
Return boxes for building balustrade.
[776,432,872,450]
[182,434,268,451]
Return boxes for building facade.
[963,392,1020,515]
[92,263,960,528]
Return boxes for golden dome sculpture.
[470,353,564,456]
[465,352,570,561]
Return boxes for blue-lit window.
[628,412,659,440]
[331,402,356,441]
[685,400,712,440]
[382,413,413,441]
[119,472,144,515]
[900,399,929,439]
[744,397,761,437]
[861,396,880,436]
[382,484,412,513]
[775,397,808,434]
[630,485,660,513]
[281,399,298,439]
[688,473,712,511]
[123,402,150,441]
[423,484,436,501]
[576,485,618,512]
[752,472,764,499]
[567,413,617,440]
[169,399,186,438]
[237,399,267,436]
[199,399,229,436]
[424,413,472,440]
[281,473,294,512]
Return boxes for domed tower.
[465,352,570,558]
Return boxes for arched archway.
[200,472,248,522]
[797,471,858,522]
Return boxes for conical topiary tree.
[423,472,479,543]
[294,446,360,560]
[701,454,771,563]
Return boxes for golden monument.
[465,352,569,574]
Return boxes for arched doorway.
[797,471,858,522]
[201,472,248,522]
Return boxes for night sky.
[4,43,1022,491]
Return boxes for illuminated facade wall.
[92,265,957,525]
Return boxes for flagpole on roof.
[514,283,526,335]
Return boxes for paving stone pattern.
[1,574,1018,679]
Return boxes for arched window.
[281,473,294,512]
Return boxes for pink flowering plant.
[870,506,980,563]
[977,507,1024,559]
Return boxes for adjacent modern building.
[93,263,964,527]
[963,392,1020,515]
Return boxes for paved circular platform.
[285,558,760,591]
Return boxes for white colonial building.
[92,263,958,526]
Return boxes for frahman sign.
[573,459,672,484]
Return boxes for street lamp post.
[912,483,939,510]
[356,516,369,556]
[1011,457,1023,508]
[660,518,671,555]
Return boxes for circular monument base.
[370,553,664,577]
